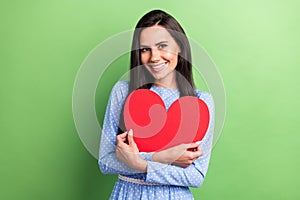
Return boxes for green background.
[1,0,299,199]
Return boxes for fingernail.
[128,129,133,136]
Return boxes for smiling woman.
[140,25,181,89]
[98,9,215,200]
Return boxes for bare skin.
[116,130,147,172]
[116,129,203,171]
[152,142,203,168]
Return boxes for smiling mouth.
[149,62,168,72]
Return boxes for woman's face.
[140,25,181,88]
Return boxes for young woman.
[99,9,215,200]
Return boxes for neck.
[153,73,177,89]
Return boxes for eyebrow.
[140,41,168,47]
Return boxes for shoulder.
[109,80,129,103]
[194,89,214,108]
[112,80,129,92]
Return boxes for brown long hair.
[118,9,196,133]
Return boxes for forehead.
[140,25,176,45]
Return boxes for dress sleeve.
[144,92,215,188]
[98,81,144,175]
[99,81,157,174]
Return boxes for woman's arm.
[152,142,203,168]
[115,112,213,188]
[145,127,213,187]
[113,92,215,188]
[98,81,144,175]
[99,83,214,187]
[115,130,147,173]
[98,81,161,174]
[117,131,211,187]
[144,92,215,187]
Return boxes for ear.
[178,45,181,54]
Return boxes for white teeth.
[151,62,166,69]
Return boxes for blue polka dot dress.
[99,81,215,200]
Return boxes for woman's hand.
[115,129,147,172]
[152,142,203,168]
[172,143,203,168]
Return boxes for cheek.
[162,49,177,59]
[141,53,149,64]
[163,52,178,64]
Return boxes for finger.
[186,142,200,152]
[116,132,128,145]
[117,131,128,139]
[127,129,135,146]
[117,137,127,143]
[193,148,203,158]
[185,148,202,160]
[196,143,202,152]
[187,142,200,149]
[174,143,191,151]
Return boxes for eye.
[158,44,167,49]
[140,47,150,52]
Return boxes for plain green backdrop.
[1,0,299,199]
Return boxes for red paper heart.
[124,89,210,152]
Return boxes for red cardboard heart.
[123,89,210,152]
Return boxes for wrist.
[152,151,171,164]
[152,152,160,163]
[134,158,147,173]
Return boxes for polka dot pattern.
[98,81,215,200]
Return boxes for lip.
[148,62,168,72]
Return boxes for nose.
[150,49,160,62]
